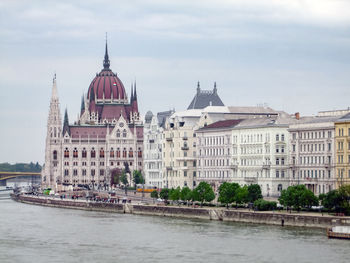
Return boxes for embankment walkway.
[11,194,350,229]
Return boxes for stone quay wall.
[11,194,350,229]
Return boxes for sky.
[0,0,350,164]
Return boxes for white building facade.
[288,117,338,194]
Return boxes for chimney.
[295,112,300,120]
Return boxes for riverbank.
[11,194,350,229]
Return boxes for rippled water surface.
[1,200,349,263]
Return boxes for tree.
[160,188,169,202]
[279,185,318,211]
[151,190,159,200]
[235,185,249,205]
[247,184,263,203]
[192,182,215,207]
[120,170,128,186]
[133,170,144,185]
[169,187,181,203]
[338,185,350,215]
[180,187,192,205]
[218,182,240,208]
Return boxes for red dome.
[87,42,127,102]
[88,70,126,101]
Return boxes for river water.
[0,199,349,263]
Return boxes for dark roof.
[337,112,350,122]
[157,110,174,128]
[197,119,242,131]
[187,83,224,109]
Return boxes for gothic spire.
[103,35,110,70]
[62,108,70,135]
[130,83,134,103]
[51,73,58,99]
[134,81,137,101]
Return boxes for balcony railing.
[181,146,189,150]
[166,137,173,142]
[262,164,270,169]
[229,164,238,169]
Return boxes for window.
[82,148,87,158]
[116,130,120,137]
[91,169,95,176]
[193,171,196,177]
[184,161,187,167]
[278,184,283,192]
[281,134,285,141]
[276,134,279,141]
[123,148,127,158]
[138,148,142,158]
[123,129,127,138]
[116,148,120,158]
[64,148,69,158]
[91,148,96,158]
[276,158,280,165]
[281,170,285,178]
[64,169,69,176]
[110,148,114,158]
[73,169,78,176]
[73,148,78,158]
[53,150,57,160]
[184,171,187,177]
[129,148,133,158]
[281,158,285,165]
[100,169,104,176]
[292,144,296,152]
[99,148,105,158]
[276,170,279,178]
[82,169,86,176]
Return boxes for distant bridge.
[0,171,41,181]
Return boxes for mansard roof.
[337,112,350,122]
[187,82,224,110]
[157,110,174,128]
[197,119,242,131]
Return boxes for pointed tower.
[43,74,63,189]
[63,108,70,136]
[132,81,139,113]
[80,94,85,116]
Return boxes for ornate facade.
[42,43,143,191]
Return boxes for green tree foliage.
[0,162,42,173]
[247,184,263,203]
[279,185,318,211]
[180,187,192,204]
[160,188,169,201]
[320,185,350,215]
[120,170,128,185]
[235,185,249,205]
[254,199,277,211]
[151,190,159,199]
[169,187,181,203]
[218,182,240,208]
[132,170,144,185]
[192,182,215,206]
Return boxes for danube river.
[0,199,349,263]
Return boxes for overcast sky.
[1,0,350,164]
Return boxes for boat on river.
[327,226,350,239]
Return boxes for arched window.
[129,147,133,158]
[82,148,87,158]
[116,129,120,138]
[116,148,120,158]
[64,148,69,158]
[110,148,114,158]
[276,134,279,141]
[54,127,57,137]
[91,148,96,158]
[123,148,127,158]
[73,148,78,158]
[123,129,127,138]
[278,184,283,192]
[99,148,105,158]
[53,150,57,160]
[138,147,142,158]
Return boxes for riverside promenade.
[11,194,350,229]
